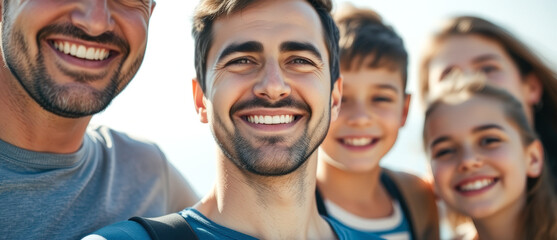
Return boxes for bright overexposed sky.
[91,0,557,196]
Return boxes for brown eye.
[226,58,254,66]
[480,65,498,74]
[434,148,455,159]
[480,136,501,147]
[290,58,314,66]
[372,96,393,103]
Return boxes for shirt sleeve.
[82,221,151,240]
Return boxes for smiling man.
[0,1,198,239]
[87,0,382,239]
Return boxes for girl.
[423,76,557,240]
[418,16,557,190]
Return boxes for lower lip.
[456,179,498,197]
[338,139,378,152]
[47,41,116,69]
[241,117,301,132]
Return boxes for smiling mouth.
[456,177,499,192]
[51,40,111,61]
[244,114,301,125]
[339,137,379,147]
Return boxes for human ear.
[192,78,208,123]
[523,73,542,106]
[330,76,343,122]
[400,93,411,127]
[525,140,544,178]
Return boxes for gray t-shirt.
[0,126,193,240]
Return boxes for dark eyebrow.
[343,84,400,95]
[430,136,450,149]
[440,54,502,80]
[472,54,502,63]
[375,84,400,94]
[430,124,503,149]
[280,41,322,61]
[218,41,263,63]
[472,124,503,133]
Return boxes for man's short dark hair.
[192,0,340,93]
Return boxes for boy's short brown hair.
[334,5,408,90]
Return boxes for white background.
[91,0,557,197]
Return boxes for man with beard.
[0,1,198,239]
[87,0,382,239]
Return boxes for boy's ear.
[400,94,411,127]
[525,140,544,178]
[524,73,542,106]
[192,78,208,123]
[330,76,343,122]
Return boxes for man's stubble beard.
[1,16,142,118]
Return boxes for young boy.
[316,5,439,240]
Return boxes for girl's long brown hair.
[423,75,557,239]
[419,16,557,189]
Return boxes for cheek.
[208,87,240,125]
[486,71,523,100]
[431,161,454,188]
[490,149,529,179]
[118,18,148,52]
[376,107,403,131]
[292,73,330,105]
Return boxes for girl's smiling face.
[424,95,542,220]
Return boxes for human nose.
[253,62,291,101]
[457,146,483,172]
[346,103,372,127]
[71,0,115,36]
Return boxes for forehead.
[430,35,509,67]
[207,0,327,62]
[342,68,403,92]
[426,96,509,136]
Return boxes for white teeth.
[343,137,373,146]
[76,45,86,58]
[85,47,95,60]
[247,115,295,125]
[53,40,110,61]
[63,42,70,54]
[70,44,77,56]
[460,179,494,191]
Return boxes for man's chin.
[36,93,111,118]
[40,104,107,118]
[238,151,308,177]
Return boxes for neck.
[473,195,525,240]
[316,155,392,218]
[0,68,90,153]
[197,151,336,239]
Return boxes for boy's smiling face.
[319,67,409,172]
